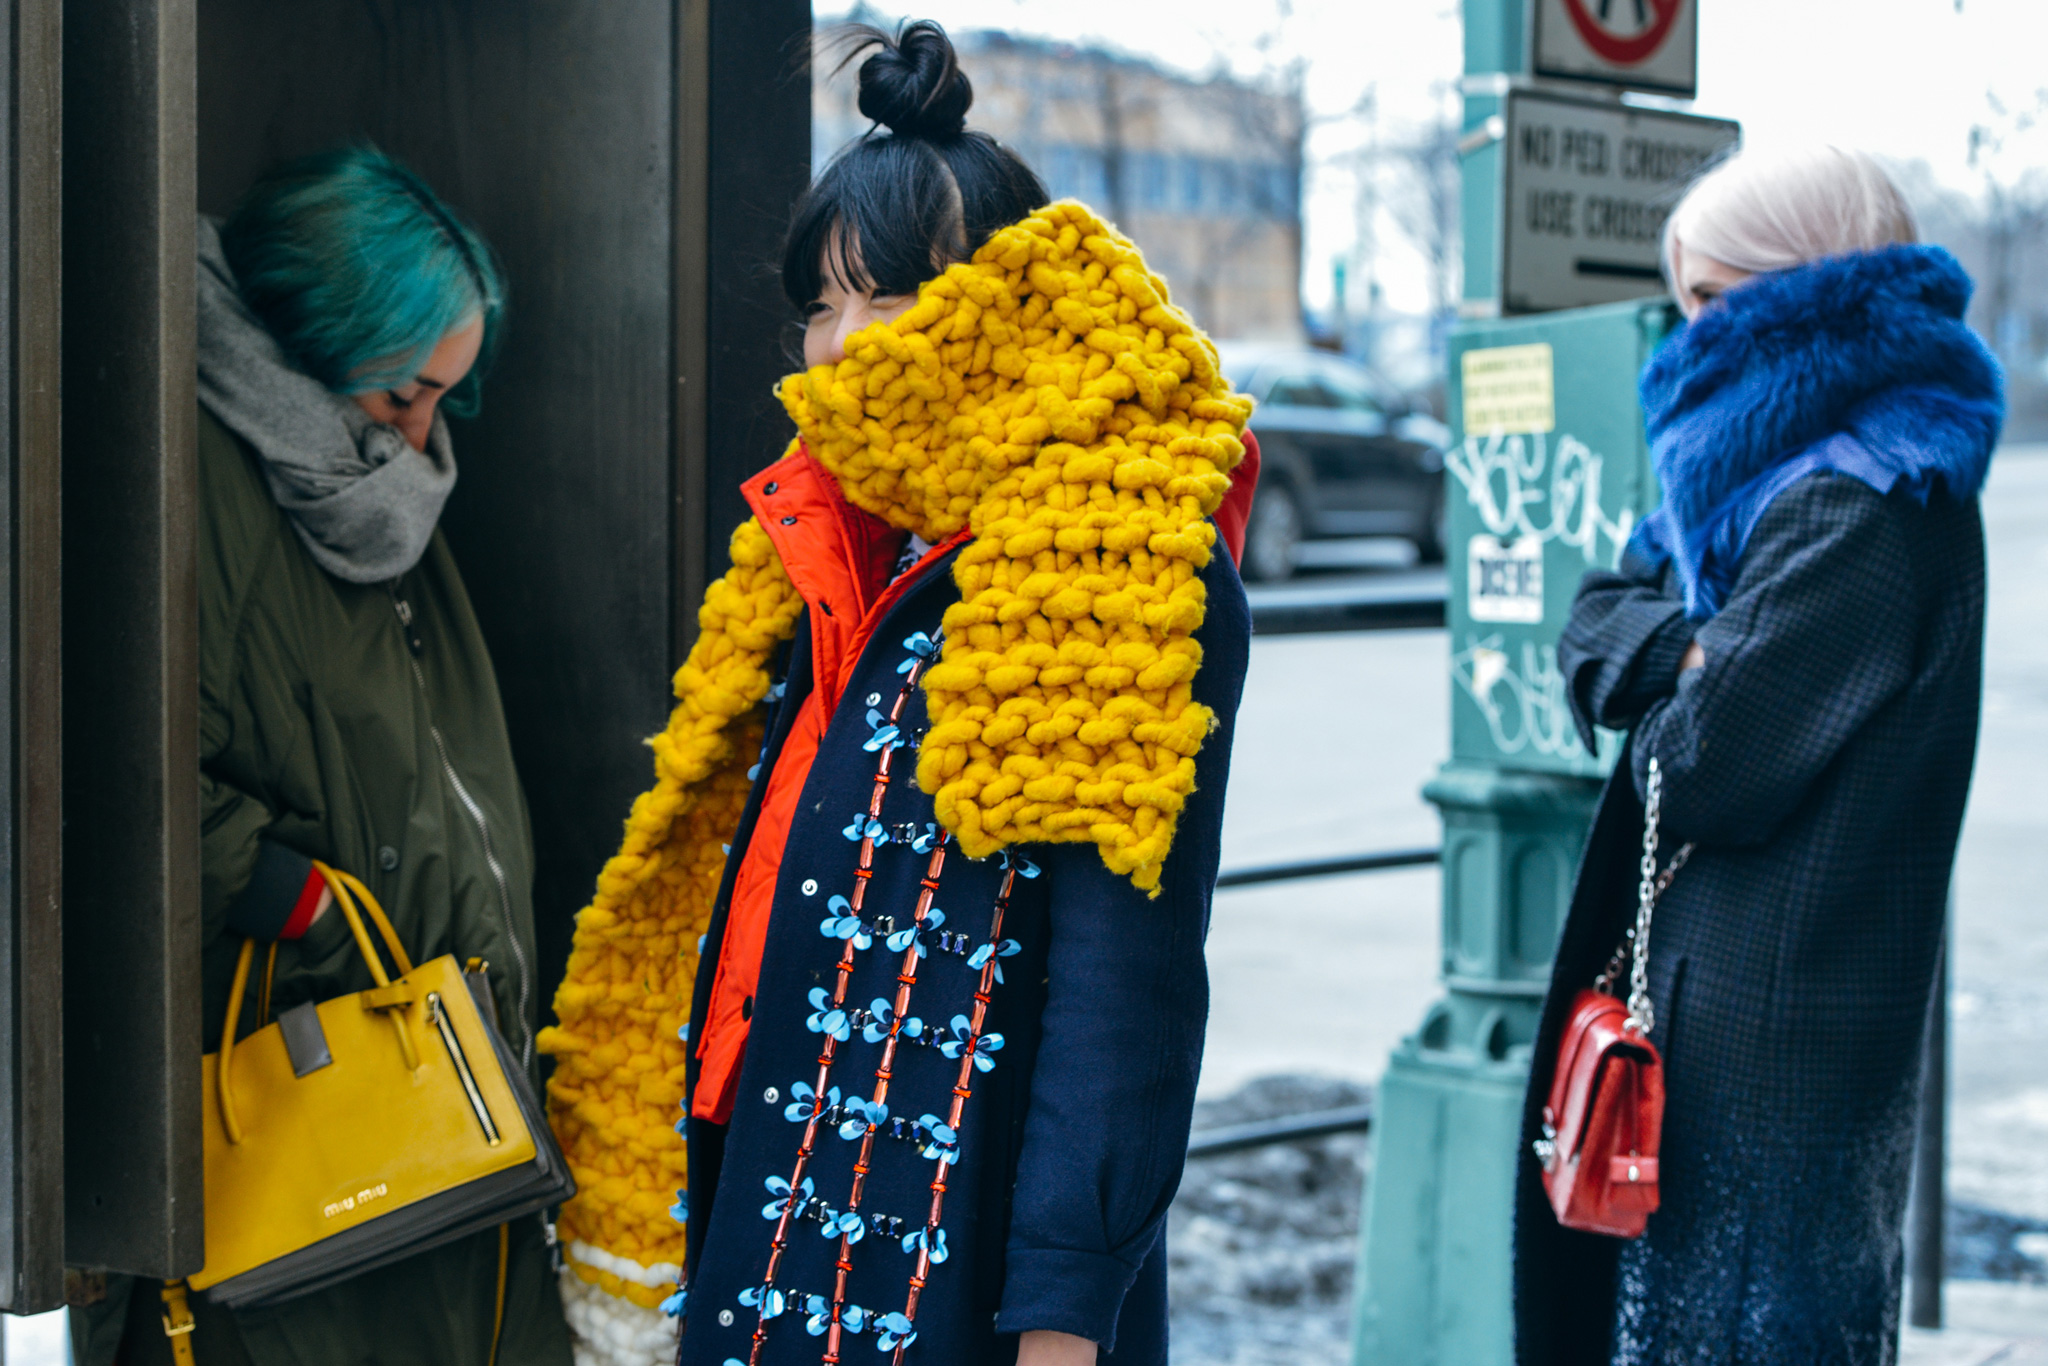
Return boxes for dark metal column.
[1906,922,1948,1329]
[682,0,813,657]
[673,0,712,660]
[0,0,66,1314]
[59,0,202,1277]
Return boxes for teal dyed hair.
[220,143,505,418]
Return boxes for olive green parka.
[73,410,571,1366]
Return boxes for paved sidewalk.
[1901,1281,2048,1365]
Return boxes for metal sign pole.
[1350,4,1723,1362]
[1905,917,1949,1329]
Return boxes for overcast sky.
[820,1,2048,313]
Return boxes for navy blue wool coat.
[1515,248,2000,1366]
[678,542,1249,1366]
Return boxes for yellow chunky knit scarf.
[538,201,1249,1336]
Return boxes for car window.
[1265,373,1339,408]
[1318,365,1385,416]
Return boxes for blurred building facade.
[814,25,1305,343]
[1906,167,2048,442]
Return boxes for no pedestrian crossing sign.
[1500,89,1739,314]
[1533,0,1699,98]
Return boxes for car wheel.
[1413,482,1448,565]
[1243,482,1302,583]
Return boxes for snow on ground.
[1171,1077,1371,1366]
[5,1308,68,1364]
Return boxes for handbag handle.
[317,862,415,980]
[1620,757,1694,1036]
[217,861,418,1145]
[218,941,258,1143]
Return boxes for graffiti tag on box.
[1448,428,1634,761]
[1447,428,1634,570]
[1453,635,1585,760]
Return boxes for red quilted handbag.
[1534,756,1692,1239]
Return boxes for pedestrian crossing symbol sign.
[1534,0,1698,98]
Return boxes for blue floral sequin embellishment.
[863,707,901,752]
[784,1081,841,1123]
[939,1015,1004,1072]
[821,1207,867,1243]
[885,907,944,956]
[861,998,925,1044]
[804,1295,870,1336]
[875,1312,917,1351]
[819,895,871,948]
[838,1094,888,1141]
[738,1284,788,1319]
[900,1226,949,1263]
[761,1174,816,1221]
[843,812,889,844]
[914,1112,958,1161]
[966,937,1022,983]
[805,988,851,1042]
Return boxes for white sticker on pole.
[1469,534,1545,623]
[1462,343,1555,436]
[1533,0,1699,98]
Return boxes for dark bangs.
[782,131,1050,310]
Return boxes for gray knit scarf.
[196,216,456,584]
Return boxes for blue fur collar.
[1631,244,2003,618]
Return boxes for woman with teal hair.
[72,144,571,1366]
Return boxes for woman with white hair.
[1513,146,2003,1365]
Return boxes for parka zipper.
[391,585,536,1068]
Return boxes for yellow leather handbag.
[189,862,573,1309]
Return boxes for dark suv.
[1219,345,1452,582]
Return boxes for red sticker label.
[1561,0,1684,65]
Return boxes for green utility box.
[1352,298,1674,1366]
[1445,299,1674,776]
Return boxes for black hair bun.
[855,19,972,140]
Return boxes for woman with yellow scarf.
[539,21,1258,1366]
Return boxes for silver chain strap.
[1616,756,1693,1036]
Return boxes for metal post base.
[1351,1041,1527,1366]
[1351,763,1603,1366]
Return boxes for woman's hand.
[1017,1330,1098,1366]
[1681,640,1706,672]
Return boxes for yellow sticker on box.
[1462,343,1555,435]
